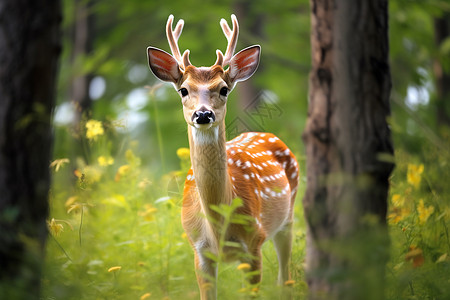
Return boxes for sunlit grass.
[43,118,308,299]
[43,118,450,299]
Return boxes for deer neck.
[188,121,232,219]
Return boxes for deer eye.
[179,88,189,97]
[219,87,229,97]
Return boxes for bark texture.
[0,0,61,298]
[303,1,394,299]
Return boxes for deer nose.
[192,109,215,124]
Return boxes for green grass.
[43,119,308,299]
[43,119,450,299]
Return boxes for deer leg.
[273,221,293,285]
[194,247,217,300]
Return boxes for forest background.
[44,0,450,299]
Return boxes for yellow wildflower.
[47,218,64,236]
[237,263,251,271]
[388,207,410,225]
[138,204,158,221]
[417,199,434,225]
[176,147,190,160]
[65,196,78,208]
[108,266,122,272]
[67,203,82,214]
[86,119,104,141]
[140,293,152,300]
[118,165,130,175]
[115,164,131,181]
[138,178,152,189]
[98,156,114,166]
[284,280,295,286]
[391,194,404,207]
[49,158,70,172]
[407,163,424,189]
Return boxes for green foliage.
[386,135,450,299]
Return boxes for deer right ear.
[147,47,182,83]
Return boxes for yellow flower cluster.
[417,199,434,225]
[47,218,64,236]
[407,163,424,189]
[98,156,114,166]
[388,194,410,225]
[138,204,158,221]
[176,147,190,160]
[86,120,104,141]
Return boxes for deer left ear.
[147,47,182,83]
[227,45,260,84]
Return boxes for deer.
[147,14,299,299]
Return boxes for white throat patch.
[192,126,219,145]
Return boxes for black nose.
[192,110,215,124]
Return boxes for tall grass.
[43,117,449,299]
[43,118,307,299]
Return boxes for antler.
[215,14,239,67]
[166,15,191,69]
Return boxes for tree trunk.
[71,0,95,126]
[0,0,61,298]
[433,14,450,128]
[303,1,394,299]
[234,0,264,111]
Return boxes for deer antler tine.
[220,14,239,67]
[166,15,184,68]
[173,19,184,41]
[182,50,191,67]
[220,18,232,37]
[214,50,224,66]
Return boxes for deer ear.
[147,47,182,83]
[227,45,260,83]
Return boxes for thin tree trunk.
[433,14,450,128]
[0,0,61,298]
[234,0,264,111]
[303,1,394,299]
[71,0,95,126]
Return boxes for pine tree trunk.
[0,0,61,298]
[303,1,394,299]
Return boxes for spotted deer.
[147,14,299,299]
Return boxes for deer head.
[147,14,260,132]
